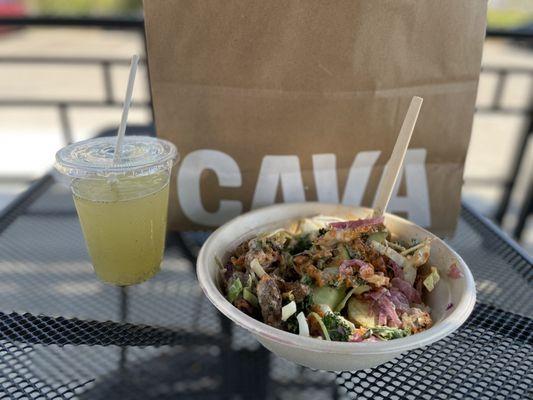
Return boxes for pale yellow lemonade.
[72,172,170,286]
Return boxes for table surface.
[0,174,531,400]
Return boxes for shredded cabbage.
[250,258,267,278]
[403,263,417,285]
[423,267,440,292]
[370,240,417,284]
[369,240,408,267]
[296,215,346,234]
[281,301,297,321]
[296,312,309,336]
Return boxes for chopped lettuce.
[227,277,243,303]
[423,267,440,292]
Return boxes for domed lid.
[55,136,178,179]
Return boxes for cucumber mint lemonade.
[55,136,178,286]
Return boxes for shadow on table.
[78,343,338,400]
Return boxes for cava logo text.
[177,149,430,227]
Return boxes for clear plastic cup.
[55,136,178,286]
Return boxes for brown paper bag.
[144,0,487,234]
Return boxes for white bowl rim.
[197,202,476,356]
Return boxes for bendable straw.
[373,96,423,217]
[113,54,140,165]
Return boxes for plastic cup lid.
[55,136,178,179]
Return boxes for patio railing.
[0,16,531,239]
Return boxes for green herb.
[300,294,313,314]
[327,278,341,288]
[285,314,299,334]
[322,312,353,342]
[227,278,243,303]
[366,326,411,340]
[346,246,362,260]
[300,275,313,286]
[291,234,312,254]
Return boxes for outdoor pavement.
[0,27,531,254]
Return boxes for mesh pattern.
[447,208,532,316]
[0,341,90,399]
[0,181,338,399]
[0,180,531,399]
[337,304,532,400]
[0,312,218,347]
[336,207,532,399]
[0,215,220,334]
[0,342,339,399]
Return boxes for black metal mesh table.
[0,174,531,399]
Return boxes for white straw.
[373,96,423,217]
[113,54,140,164]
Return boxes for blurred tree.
[488,0,533,29]
[24,0,142,14]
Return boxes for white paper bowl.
[196,203,476,371]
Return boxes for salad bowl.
[196,203,476,371]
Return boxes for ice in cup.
[55,136,178,286]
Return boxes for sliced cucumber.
[312,285,346,310]
[347,298,376,328]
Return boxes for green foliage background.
[21,0,533,29]
[24,0,142,15]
